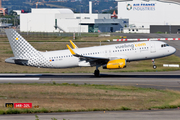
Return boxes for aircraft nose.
[171,47,176,54]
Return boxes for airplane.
[5,29,176,77]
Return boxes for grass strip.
[0,107,132,115]
[0,83,180,114]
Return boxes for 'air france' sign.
[127,3,155,11]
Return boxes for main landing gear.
[152,59,157,69]
[94,66,100,77]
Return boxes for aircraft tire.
[153,65,157,69]
[94,70,100,77]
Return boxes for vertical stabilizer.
[5,29,38,58]
[5,29,52,68]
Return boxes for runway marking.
[41,79,176,82]
[0,78,40,80]
[0,74,42,76]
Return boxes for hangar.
[20,2,128,33]
[116,0,180,33]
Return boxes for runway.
[1,109,180,120]
[0,71,180,91]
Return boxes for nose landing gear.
[152,59,157,69]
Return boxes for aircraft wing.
[67,45,109,65]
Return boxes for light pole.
[78,5,82,36]
[14,16,16,27]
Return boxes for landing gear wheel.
[94,70,100,77]
[152,59,157,69]
[153,65,157,69]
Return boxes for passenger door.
[150,43,156,53]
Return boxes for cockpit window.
[161,44,169,47]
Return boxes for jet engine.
[103,59,126,69]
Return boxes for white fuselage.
[40,41,176,68]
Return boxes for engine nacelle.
[103,59,126,69]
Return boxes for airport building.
[116,0,180,33]
[20,2,128,33]
[0,8,8,16]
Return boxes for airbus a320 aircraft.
[5,29,176,76]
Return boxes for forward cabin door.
[150,43,156,53]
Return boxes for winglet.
[67,45,76,55]
[70,40,78,49]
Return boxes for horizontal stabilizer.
[5,57,28,65]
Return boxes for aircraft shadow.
[41,74,180,79]
[0,74,180,79]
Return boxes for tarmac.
[0,71,180,90]
[1,110,180,120]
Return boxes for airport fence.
[0,28,100,39]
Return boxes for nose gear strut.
[152,59,157,69]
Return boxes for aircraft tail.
[5,29,38,59]
[5,29,52,67]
